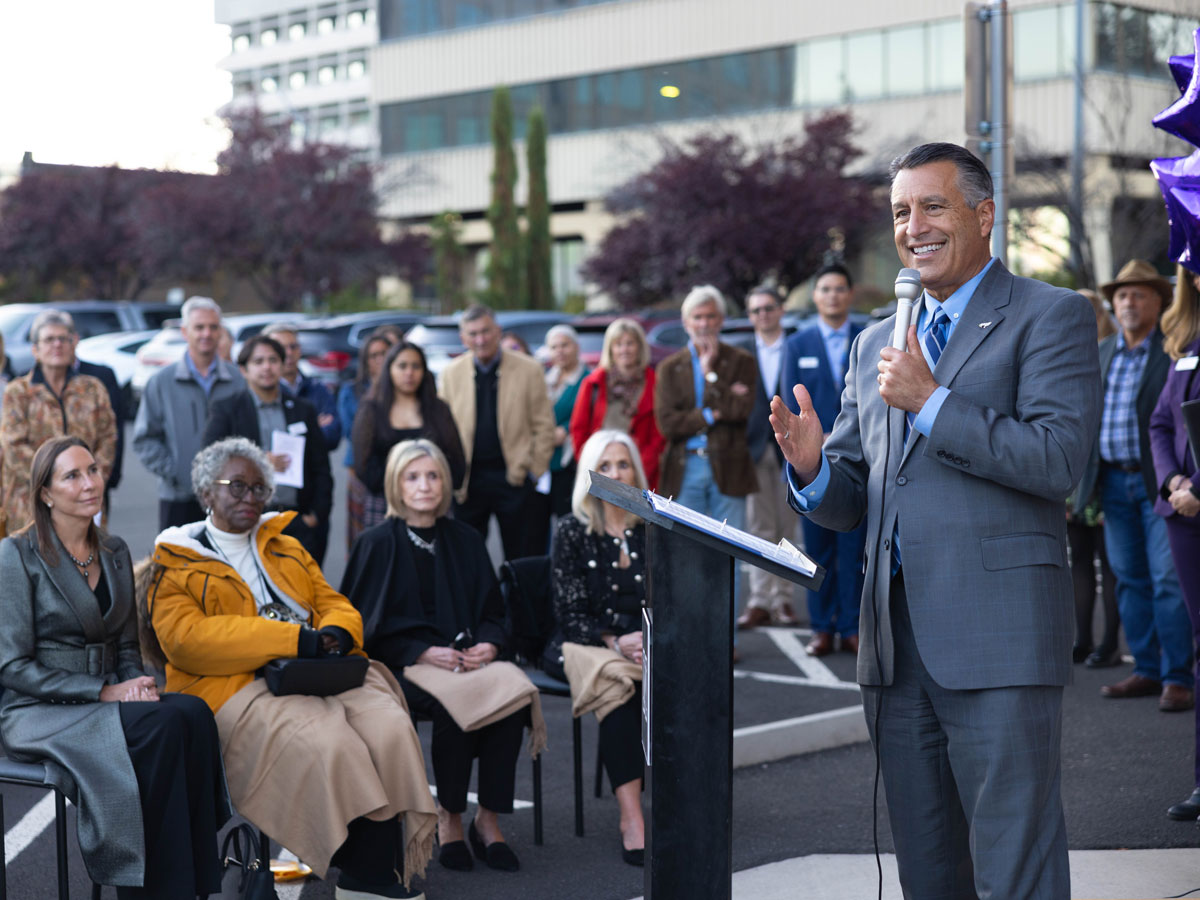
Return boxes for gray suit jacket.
[796,262,1101,689]
[0,530,148,885]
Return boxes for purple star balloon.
[1170,50,1194,95]
[1154,27,1200,147]
[1152,151,1200,276]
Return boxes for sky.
[0,0,231,176]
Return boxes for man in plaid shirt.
[1072,259,1192,711]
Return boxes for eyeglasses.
[747,305,780,315]
[38,335,74,345]
[214,479,271,502]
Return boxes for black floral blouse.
[551,514,647,648]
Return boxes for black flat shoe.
[469,820,520,871]
[1169,788,1200,821]
[1072,644,1093,664]
[622,847,645,867]
[438,839,473,870]
[1085,647,1123,668]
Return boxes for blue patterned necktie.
[896,307,952,572]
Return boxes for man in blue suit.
[783,264,866,656]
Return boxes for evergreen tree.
[486,86,522,308]
[525,106,552,309]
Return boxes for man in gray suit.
[770,143,1101,898]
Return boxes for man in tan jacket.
[440,304,555,559]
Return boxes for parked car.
[130,312,315,400]
[294,311,426,385]
[0,301,178,375]
[74,329,159,414]
[569,312,680,368]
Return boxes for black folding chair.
[500,555,591,845]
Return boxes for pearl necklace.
[68,547,95,578]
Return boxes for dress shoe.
[737,606,772,630]
[1167,788,1200,820]
[438,839,472,870]
[1085,647,1123,668]
[1100,674,1161,699]
[773,604,800,627]
[469,820,519,871]
[1072,644,1093,664]
[805,632,834,657]
[622,847,645,867]
[1160,684,1195,712]
[840,634,860,655]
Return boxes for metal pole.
[989,0,1009,264]
[1069,0,1086,281]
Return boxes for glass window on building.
[454,1,497,27]
[261,74,279,92]
[289,21,307,41]
[318,64,337,84]
[510,84,540,139]
[318,114,341,136]
[844,31,884,100]
[885,24,926,97]
[406,112,445,150]
[807,35,846,106]
[1014,5,1062,80]
[552,238,586,306]
[1149,11,1189,75]
[291,117,307,142]
[317,16,336,34]
[347,9,366,28]
[234,75,255,95]
[289,69,308,90]
[1119,4,1151,76]
[348,58,367,79]
[232,32,251,52]
[261,27,278,46]
[349,108,371,128]
[927,19,963,91]
[719,53,755,112]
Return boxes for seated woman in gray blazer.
[0,436,228,899]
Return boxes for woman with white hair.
[551,429,649,866]
[146,437,437,900]
[570,319,664,490]
[1,309,116,532]
[544,324,589,517]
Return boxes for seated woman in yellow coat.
[145,436,436,900]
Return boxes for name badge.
[288,421,308,435]
[1176,356,1199,371]
[799,356,820,369]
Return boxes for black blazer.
[746,339,786,465]
[202,389,333,520]
[76,360,124,489]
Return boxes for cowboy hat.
[1100,259,1174,305]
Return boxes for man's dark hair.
[813,264,853,290]
[237,334,285,368]
[746,284,785,306]
[461,303,496,325]
[889,142,993,209]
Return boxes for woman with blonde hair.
[551,429,650,866]
[570,319,665,490]
[1151,266,1200,820]
[341,439,534,873]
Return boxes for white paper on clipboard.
[271,430,306,488]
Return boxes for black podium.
[586,471,825,900]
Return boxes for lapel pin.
[978,321,992,328]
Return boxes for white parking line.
[765,629,852,688]
[734,668,861,691]
[4,792,56,865]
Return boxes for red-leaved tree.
[581,111,881,310]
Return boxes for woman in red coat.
[570,319,665,491]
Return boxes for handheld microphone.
[891,268,923,350]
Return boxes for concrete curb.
[733,704,868,768]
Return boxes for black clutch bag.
[263,656,369,697]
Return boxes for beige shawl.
[562,642,642,722]
[403,660,546,757]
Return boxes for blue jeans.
[676,453,747,623]
[1100,467,1193,687]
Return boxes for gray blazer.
[795,262,1101,689]
[0,530,147,885]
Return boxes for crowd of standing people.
[1,140,1199,900]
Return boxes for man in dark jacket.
[203,335,333,566]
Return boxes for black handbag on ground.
[263,656,369,696]
[219,822,278,900]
